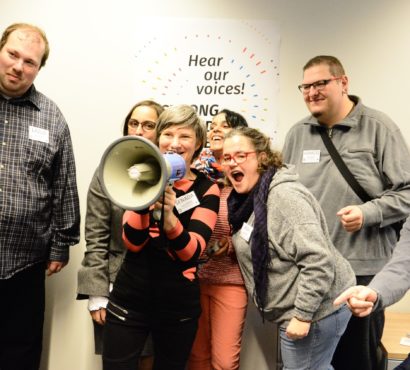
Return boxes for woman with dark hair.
[188,109,248,370]
[77,100,163,370]
[223,127,355,370]
[102,105,220,370]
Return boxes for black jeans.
[0,263,46,370]
[331,275,385,370]
[103,300,198,370]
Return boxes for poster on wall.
[133,18,280,142]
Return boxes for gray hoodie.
[232,165,355,325]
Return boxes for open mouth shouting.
[223,135,261,194]
[230,169,244,183]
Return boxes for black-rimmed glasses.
[298,76,343,94]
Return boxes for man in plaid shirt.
[0,23,80,370]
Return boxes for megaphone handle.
[153,189,168,250]
[153,191,166,221]
[153,181,174,221]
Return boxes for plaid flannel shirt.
[0,85,80,279]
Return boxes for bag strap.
[318,127,404,239]
[317,127,372,203]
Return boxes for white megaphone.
[99,136,186,211]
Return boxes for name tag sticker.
[29,126,49,144]
[175,191,200,214]
[240,222,253,242]
[302,150,320,163]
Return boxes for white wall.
[1,1,410,369]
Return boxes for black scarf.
[228,167,276,314]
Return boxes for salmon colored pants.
[188,284,248,370]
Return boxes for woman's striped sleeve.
[122,210,150,252]
[166,182,220,262]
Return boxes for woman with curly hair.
[223,127,355,370]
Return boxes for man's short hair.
[0,23,49,68]
[303,55,345,77]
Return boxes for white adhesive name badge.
[240,222,253,242]
[175,191,200,214]
[302,150,320,163]
[29,126,49,144]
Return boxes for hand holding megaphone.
[153,185,178,230]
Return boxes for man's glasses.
[221,151,256,165]
[127,119,156,132]
[298,76,343,94]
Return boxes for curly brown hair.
[224,127,283,174]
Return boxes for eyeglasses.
[221,151,256,165]
[127,119,156,132]
[298,76,343,94]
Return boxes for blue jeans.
[279,305,351,370]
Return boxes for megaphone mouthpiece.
[127,162,159,184]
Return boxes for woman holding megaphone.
[77,100,164,370]
[102,105,220,370]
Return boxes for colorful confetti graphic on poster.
[133,18,280,141]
